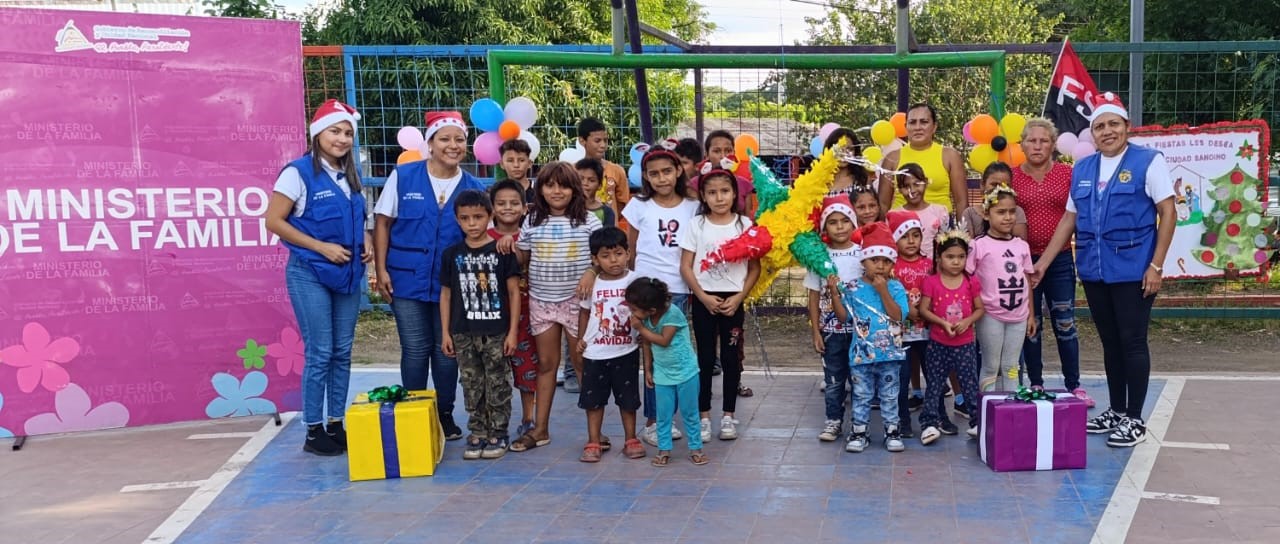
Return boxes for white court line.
[1092,376,1186,544]
[121,480,207,493]
[1141,491,1221,505]
[354,367,1280,381]
[143,412,295,544]
[1162,441,1231,451]
[187,432,258,440]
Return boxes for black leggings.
[692,292,745,414]
[1082,281,1155,420]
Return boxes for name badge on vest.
[1118,170,1133,183]
[314,188,336,200]
[1078,179,1093,188]
[404,192,426,201]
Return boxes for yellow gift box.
[347,389,445,481]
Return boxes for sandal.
[623,438,646,459]
[600,435,611,452]
[509,432,549,452]
[690,450,709,465]
[738,385,754,397]
[580,443,602,463]
[651,450,671,467]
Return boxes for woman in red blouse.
[1012,118,1091,407]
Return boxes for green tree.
[203,0,280,18]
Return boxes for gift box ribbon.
[979,395,1057,471]
[353,392,432,479]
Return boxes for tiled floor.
[174,371,1163,544]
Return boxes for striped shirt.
[517,214,603,302]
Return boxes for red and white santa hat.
[1088,92,1128,122]
[425,111,468,141]
[886,209,923,242]
[814,194,855,232]
[850,222,898,262]
[309,99,360,139]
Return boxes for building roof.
[671,117,814,156]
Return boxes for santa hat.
[814,194,855,233]
[851,222,897,262]
[309,99,360,139]
[886,209,923,242]
[1088,92,1128,122]
[425,111,468,141]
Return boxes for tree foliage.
[203,0,281,19]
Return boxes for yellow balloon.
[861,147,884,171]
[969,144,997,172]
[1000,113,1027,143]
[870,120,895,147]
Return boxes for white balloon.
[418,140,431,159]
[504,97,539,130]
[518,130,541,161]
[1078,129,1094,144]
[559,146,585,163]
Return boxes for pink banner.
[0,9,304,437]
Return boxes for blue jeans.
[655,375,702,451]
[1022,252,1081,390]
[821,332,852,421]
[390,298,457,416]
[286,255,359,426]
[851,361,902,430]
[644,294,689,420]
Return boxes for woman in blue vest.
[373,111,484,441]
[266,99,371,456]
[1035,92,1176,448]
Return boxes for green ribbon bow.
[1008,386,1057,402]
[367,385,409,403]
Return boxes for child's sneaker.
[1106,417,1147,448]
[939,419,959,435]
[845,425,869,453]
[564,375,580,393]
[818,419,842,442]
[953,401,970,419]
[884,426,905,452]
[482,437,508,459]
[966,425,979,438]
[672,425,683,440]
[898,423,915,439]
[719,416,738,440]
[1087,408,1125,434]
[515,420,534,439]
[463,436,484,460]
[642,423,659,446]
[909,396,924,411]
[556,366,565,385]
[920,426,941,445]
[700,418,712,442]
[1073,388,1096,408]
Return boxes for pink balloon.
[962,120,976,144]
[1078,129,1094,144]
[818,122,841,141]
[1071,141,1096,161]
[396,126,424,152]
[474,132,503,165]
[1055,133,1078,156]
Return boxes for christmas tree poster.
[1129,120,1273,278]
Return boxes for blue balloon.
[629,143,650,165]
[628,162,643,188]
[810,136,824,158]
[469,99,504,133]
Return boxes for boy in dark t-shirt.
[441,190,522,460]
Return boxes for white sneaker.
[818,419,842,442]
[719,416,739,440]
[966,426,979,438]
[672,425,683,440]
[845,425,869,453]
[920,426,941,445]
[556,366,565,385]
[642,423,659,446]
[700,418,712,442]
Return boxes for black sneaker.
[938,419,959,436]
[909,396,924,411]
[1087,408,1125,434]
[952,401,970,419]
[712,358,723,376]
[440,413,464,441]
[303,424,343,456]
[463,436,484,460]
[325,420,347,449]
[1106,417,1147,448]
[898,424,915,439]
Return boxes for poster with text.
[0,9,304,437]
[1129,120,1272,279]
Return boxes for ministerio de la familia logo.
[55,19,191,55]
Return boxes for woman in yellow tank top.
[878,103,970,215]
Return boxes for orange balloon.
[970,114,999,144]
[498,120,521,141]
[735,133,760,159]
[998,143,1027,167]
[397,150,423,165]
[890,112,907,138]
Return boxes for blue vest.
[385,162,485,303]
[282,155,367,294]
[1070,144,1161,283]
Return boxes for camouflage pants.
[456,334,513,439]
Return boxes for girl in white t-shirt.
[623,147,700,444]
[679,169,761,443]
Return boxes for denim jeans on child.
[286,255,360,425]
[1022,252,1081,389]
[391,298,458,416]
[821,333,852,421]
[851,360,902,429]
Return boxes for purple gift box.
[978,392,1087,472]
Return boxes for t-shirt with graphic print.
[893,255,933,342]
[580,271,639,360]
[621,197,700,294]
[802,245,863,334]
[965,235,1034,323]
[921,274,982,347]
[440,240,521,337]
[840,278,909,366]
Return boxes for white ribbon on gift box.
[979,395,1056,470]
